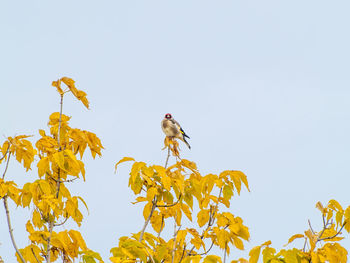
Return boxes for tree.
[0,77,103,263]
[1,77,349,263]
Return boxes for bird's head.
[165,113,172,119]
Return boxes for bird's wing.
[171,119,190,139]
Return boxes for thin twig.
[157,215,165,239]
[31,247,41,263]
[139,198,157,242]
[178,244,187,263]
[188,240,216,256]
[3,197,25,263]
[0,145,9,161]
[54,215,69,227]
[157,194,182,208]
[308,219,315,234]
[302,238,307,252]
[318,222,347,242]
[317,216,330,241]
[187,187,223,256]
[165,146,170,169]
[171,221,181,263]
[223,243,227,263]
[2,152,11,179]
[171,219,177,263]
[144,247,156,263]
[47,172,78,183]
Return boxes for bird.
[161,113,191,149]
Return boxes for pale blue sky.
[1,0,350,261]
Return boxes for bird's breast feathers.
[162,119,179,137]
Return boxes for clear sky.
[1,0,350,261]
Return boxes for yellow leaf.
[284,234,304,246]
[115,157,135,173]
[161,175,172,191]
[237,171,250,192]
[233,236,244,250]
[223,184,233,200]
[304,229,317,251]
[203,255,222,263]
[61,77,90,109]
[143,202,153,220]
[69,229,88,250]
[38,129,46,137]
[52,79,64,95]
[336,211,343,227]
[197,209,210,227]
[328,199,343,211]
[132,196,147,204]
[21,192,32,207]
[146,187,158,201]
[181,203,192,221]
[150,210,163,233]
[316,201,324,213]
[249,240,271,263]
[53,151,66,171]
[77,196,89,214]
[37,157,50,178]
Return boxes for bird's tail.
[183,137,191,149]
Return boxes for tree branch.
[157,194,182,208]
[187,187,223,256]
[308,219,315,234]
[188,239,215,256]
[2,152,11,179]
[318,222,347,242]
[3,197,25,263]
[178,244,187,263]
[54,215,69,227]
[47,93,64,263]
[139,198,157,242]
[317,215,330,242]
[31,247,41,263]
[171,221,181,263]
[223,243,227,263]
[165,147,170,169]
[157,214,165,239]
[0,145,9,161]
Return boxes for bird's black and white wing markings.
[171,119,190,139]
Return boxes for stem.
[31,247,40,263]
[178,244,187,263]
[46,94,64,263]
[317,216,330,242]
[2,152,11,179]
[171,220,181,263]
[223,243,227,263]
[318,222,347,242]
[308,219,315,234]
[57,94,64,148]
[302,238,307,252]
[157,194,182,208]
[157,215,164,239]
[3,197,25,263]
[187,187,223,256]
[165,147,170,168]
[171,219,177,263]
[139,198,157,242]
[0,145,9,161]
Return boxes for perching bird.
[161,113,191,149]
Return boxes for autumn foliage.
[0,78,349,263]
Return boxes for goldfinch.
[161,113,191,149]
